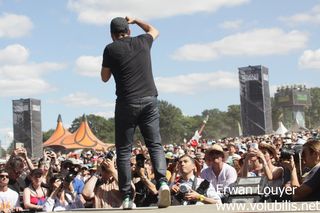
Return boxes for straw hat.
[259,142,277,158]
[206,144,224,154]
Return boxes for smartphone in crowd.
[16,142,24,149]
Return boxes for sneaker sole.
[158,188,171,208]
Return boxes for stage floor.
[68,202,320,213]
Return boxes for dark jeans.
[115,96,167,199]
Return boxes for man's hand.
[171,183,180,194]
[102,158,116,173]
[125,16,135,24]
[184,190,201,201]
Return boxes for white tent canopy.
[275,122,288,136]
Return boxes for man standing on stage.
[101,16,170,209]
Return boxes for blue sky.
[1,0,320,147]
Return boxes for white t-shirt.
[0,188,20,210]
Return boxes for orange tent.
[43,114,71,148]
[60,115,110,151]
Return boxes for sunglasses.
[0,175,9,179]
[33,174,43,178]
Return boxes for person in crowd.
[240,143,273,180]
[23,169,48,211]
[289,139,320,201]
[82,158,123,208]
[44,174,84,211]
[6,148,33,193]
[195,152,206,171]
[225,143,241,167]
[200,144,237,199]
[80,165,91,183]
[273,137,283,159]
[171,154,221,205]
[60,159,84,195]
[0,168,23,212]
[132,154,158,207]
[259,142,283,187]
[100,16,170,209]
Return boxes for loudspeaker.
[239,65,273,136]
[12,98,42,159]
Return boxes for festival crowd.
[1,130,320,212]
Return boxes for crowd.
[0,130,320,212]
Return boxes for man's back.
[103,34,157,101]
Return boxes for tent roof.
[275,122,288,136]
[60,115,110,151]
[43,114,72,148]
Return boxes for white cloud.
[219,19,243,30]
[0,13,33,38]
[0,78,55,97]
[155,71,238,95]
[0,44,29,65]
[60,92,115,108]
[299,48,320,70]
[92,111,114,119]
[280,4,320,25]
[172,28,308,61]
[75,55,101,77]
[0,44,65,97]
[67,0,249,25]
[0,62,65,80]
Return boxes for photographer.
[44,174,84,211]
[132,154,158,207]
[240,143,273,180]
[82,154,125,208]
[171,155,221,205]
[6,148,34,193]
[60,159,84,195]
[288,139,320,201]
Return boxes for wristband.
[198,195,205,202]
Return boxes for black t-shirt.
[102,34,158,101]
[303,165,320,201]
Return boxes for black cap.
[110,17,129,34]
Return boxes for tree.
[225,105,241,137]
[42,129,55,142]
[202,108,230,139]
[306,87,320,128]
[158,100,185,144]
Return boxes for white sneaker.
[158,183,171,208]
[122,197,136,210]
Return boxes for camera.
[174,183,191,204]
[136,154,146,168]
[64,172,76,183]
[280,145,302,161]
[179,183,191,194]
[102,151,114,160]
